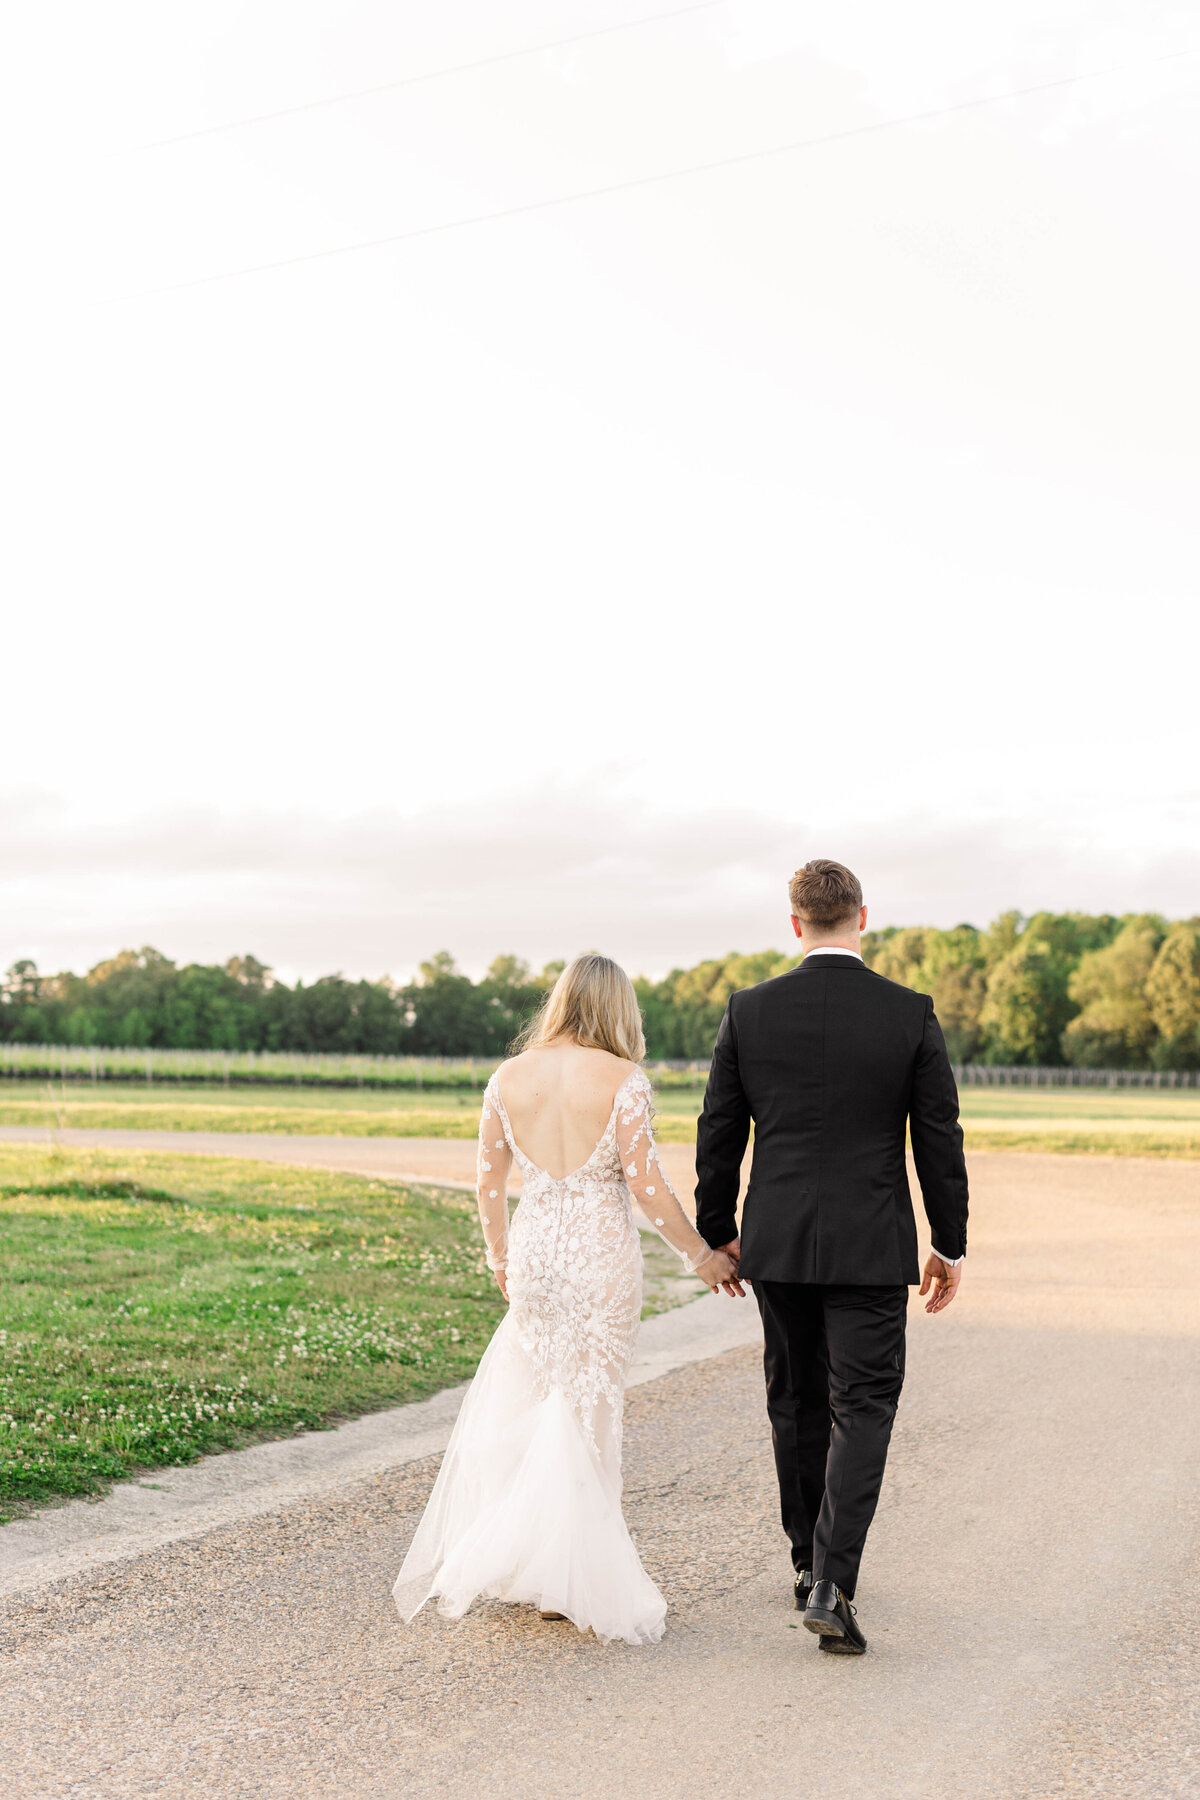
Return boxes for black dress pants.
[754,1281,908,1599]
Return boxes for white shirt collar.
[802,945,863,962]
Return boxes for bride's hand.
[696,1248,745,1296]
[494,1266,509,1301]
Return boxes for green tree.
[478,955,551,1051]
[400,953,499,1056]
[982,910,1024,968]
[639,951,794,1059]
[979,941,1065,1064]
[868,928,928,989]
[1060,916,1166,1067]
[225,955,272,991]
[864,926,986,1060]
[0,960,51,1043]
[917,926,987,1061]
[861,925,899,963]
[633,971,685,1059]
[979,912,1120,1065]
[1146,919,1200,1069]
[160,964,269,1051]
[278,974,406,1054]
[979,919,1069,1065]
[80,948,179,1047]
[6,913,1197,1068]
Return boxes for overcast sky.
[5,2,1198,981]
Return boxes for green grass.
[958,1088,1200,1123]
[0,1083,490,1139]
[0,1081,704,1143]
[0,1047,504,1089]
[957,1087,1200,1159]
[961,1131,1200,1158]
[4,1081,1198,1161]
[0,1146,702,1519]
[1,1045,711,1090]
[0,1148,502,1520]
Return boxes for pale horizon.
[6,2,1199,985]
[6,787,1196,986]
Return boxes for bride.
[392,953,740,1646]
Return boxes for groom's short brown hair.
[789,859,863,930]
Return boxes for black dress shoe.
[803,1579,867,1654]
[793,1569,813,1611]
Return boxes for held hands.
[698,1237,746,1298]
[496,1243,747,1302]
[919,1253,961,1314]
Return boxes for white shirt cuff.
[932,1249,964,1266]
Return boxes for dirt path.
[0,1125,707,1196]
[2,1153,1198,1799]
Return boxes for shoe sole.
[802,1606,844,1637]
[804,1607,866,1654]
[539,1611,567,1621]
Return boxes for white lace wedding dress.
[392,1066,717,1646]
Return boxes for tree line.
[2,911,1199,1068]
[0,949,554,1061]
[639,912,1200,1069]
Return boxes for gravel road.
[2,1152,1198,1799]
[0,1126,710,1197]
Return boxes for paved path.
[0,1126,707,1198]
[2,1152,1199,1798]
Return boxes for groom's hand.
[717,1238,746,1297]
[919,1254,961,1314]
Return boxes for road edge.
[0,1292,762,1602]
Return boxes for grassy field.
[0,1047,503,1088]
[0,1046,709,1089]
[0,1145,707,1518]
[0,1083,493,1140]
[2,1075,1194,1517]
[957,1087,1200,1158]
[0,1083,706,1145]
[2,1081,1200,1157]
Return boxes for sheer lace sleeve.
[615,1070,717,1276]
[477,1080,513,1273]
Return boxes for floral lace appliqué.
[474,1068,713,1462]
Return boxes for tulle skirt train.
[392,1314,666,1647]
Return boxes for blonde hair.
[516,953,646,1062]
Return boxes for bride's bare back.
[494,1041,636,1180]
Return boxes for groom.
[695,859,968,1654]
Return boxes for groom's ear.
[860,905,868,932]
[790,914,803,940]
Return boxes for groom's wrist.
[701,1220,737,1249]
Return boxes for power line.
[142,45,1200,297]
[136,0,728,150]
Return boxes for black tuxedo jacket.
[694,953,968,1285]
